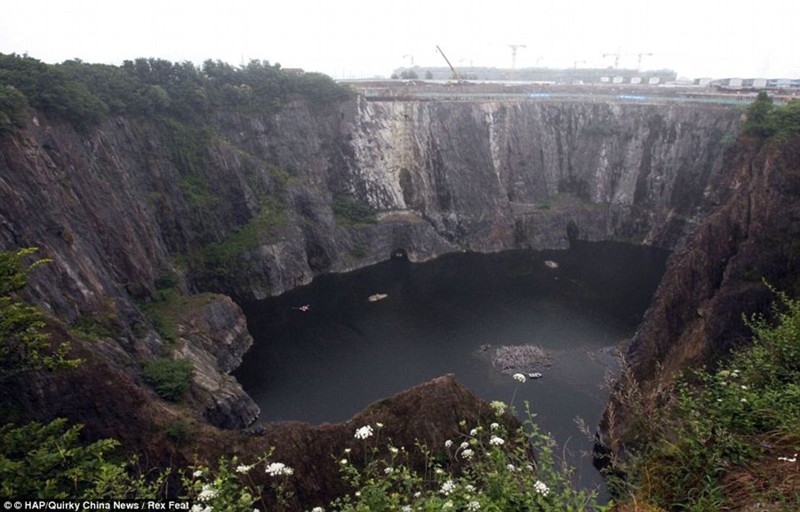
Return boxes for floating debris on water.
[368,293,389,302]
[544,260,559,269]
[491,344,554,375]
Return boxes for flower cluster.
[354,425,374,440]
[490,400,507,415]
[326,405,602,511]
[440,479,456,495]
[533,480,550,496]
[197,484,217,502]
[265,462,294,476]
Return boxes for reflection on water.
[234,241,667,494]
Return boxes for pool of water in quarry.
[234,241,668,494]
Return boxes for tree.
[0,248,79,380]
[0,85,29,133]
[744,91,775,137]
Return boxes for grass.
[179,196,287,282]
[611,286,800,510]
[332,198,377,226]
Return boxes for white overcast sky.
[1,0,798,80]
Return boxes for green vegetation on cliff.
[613,288,800,510]
[0,248,79,380]
[0,53,353,132]
[744,93,800,140]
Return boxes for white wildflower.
[443,500,454,509]
[192,470,204,478]
[490,401,507,415]
[389,446,399,454]
[507,464,516,471]
[465,484,475,492]
[401,506,412,512]
[311,508,324,512]
[741,385,749,390]
[467,501,481,511]
[470,428,478,436]
[440,479,456,495]
[236,464,253,474]
[354,425,374,439]
[513,373,526,383]
[376,422,384,428]
[265,462,294,476]
[461,448,475,459]
[533,480,550,496]
[340,459,348,465]
[740,398,748,403]
[460,441,470,449]
[413,491,422,498]
[384,467,394,474]
[490,422,499,430]
[198,484,217,502]
[445,439,453,448]
[344,448,351,454]
[489,436,505,446]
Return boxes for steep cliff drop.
[599,134,800,461]
[1,66,762,508]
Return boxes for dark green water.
[234,241,667,493]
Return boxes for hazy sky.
[2,0,797,80]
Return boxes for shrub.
[0,85,29,133]
[0,248,79,379]
[615,287,800,510]
[332,198,378,226]
[141,357,194,401]
[326,404,606,512]
[165,419,191,445]
[0,419,166,498]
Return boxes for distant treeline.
[0,54,353,133]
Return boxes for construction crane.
[508,44,527,70]
[436,45,463,83]
[636,52,653,71]
[603,52,653,70]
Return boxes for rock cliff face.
[0,96,741,432]
[600,135,800,454]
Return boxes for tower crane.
[508,44,527,70]
[603,52,654,70]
